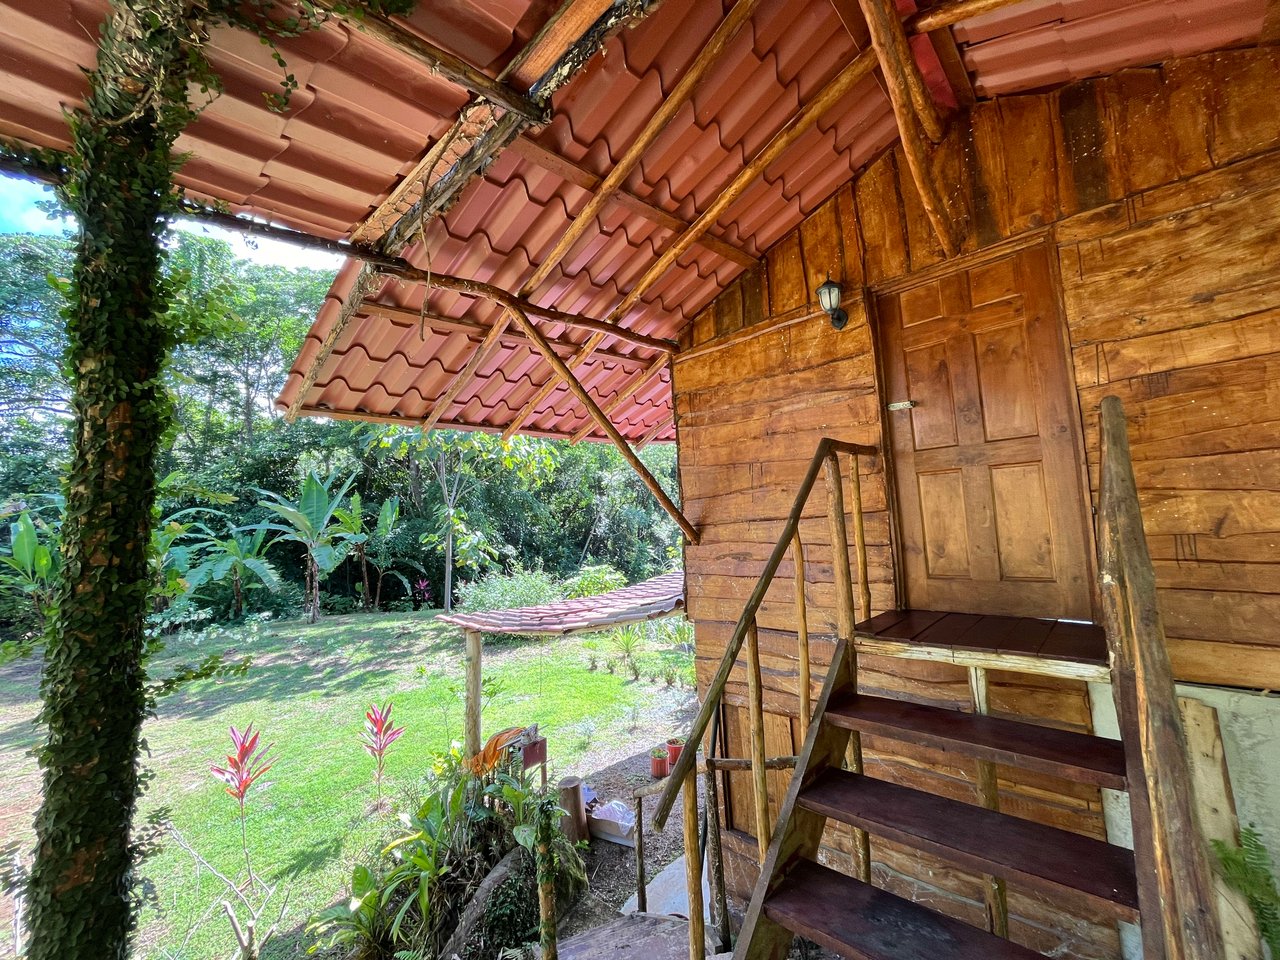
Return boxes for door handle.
[887,400,917,411]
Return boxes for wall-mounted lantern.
[817,275,847,330]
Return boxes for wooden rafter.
[505,48,878,441]
[615,49,878,322]
[509,137,756,268]
[363,302,657,369]
[315,3,546,122]
[907,0,1035,34]
[858,0,962,256]
[498,2,762,439]
[418,313,513,432]
[635,412,674,450]
[569,356,668,444]
[286,1,660,422]
[504,303,698,543]
[528,0,764,295]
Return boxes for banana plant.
[186,526,281,619]
[0,511,59,626]
[252,471,363,623]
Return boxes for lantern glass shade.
[817,277,842,313]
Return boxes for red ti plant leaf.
[210,723,275,806]
[359,702,405,808]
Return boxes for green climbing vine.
[16,1,410,957]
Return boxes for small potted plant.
[649,746,669,778]
[666,736,686,766]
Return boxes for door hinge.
[887,400,917,411]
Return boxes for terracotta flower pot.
[650,749,669,778]
[666,738,685,766]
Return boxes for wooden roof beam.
[364,302,656,368]
[509,137,756,268]
[504,302,697,542]
[614,49,878,323]
[417,313,514,433]
[286,0,661,422]
[504,48,877,441]
[568,355,668,444]
[858,0,962,256]
[635,412,674,451]
[316,3,546,123]
[523,0,764,294]
[907,0,1037,34]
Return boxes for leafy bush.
[610,624,643,663]
[563,563,626,599]
[1214,825,1280,955]
[308,748,584,960]
[457,564,563,614]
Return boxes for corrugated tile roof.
[0,0,1266,443]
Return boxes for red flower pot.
[666,738,685,766]
[650,750,669,778]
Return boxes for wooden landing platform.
[854,609,1110,681]
[557,912,723,960]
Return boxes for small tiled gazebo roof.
[439,571,684,637]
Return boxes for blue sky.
[0,173,342,271]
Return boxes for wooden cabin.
[3,0,1277,957]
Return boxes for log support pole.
[683,769,706,960]
[746,620,772,862]
[464,629,483,760]
[969,666,1009,938]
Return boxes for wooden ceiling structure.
[0,0,1268,541]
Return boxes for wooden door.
[879,245,1094,620]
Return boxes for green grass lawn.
[0,610,695,959]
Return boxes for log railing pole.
[652,439,878,829]
[848,453,872,623]
[702,760,731,952]
[745,619,772,862]
[792,531,812,741]
[969,666,1009,937]
[634,794,648,914]
[825,452,870,882]
[1098,396,1225,960]
[682,768,706,960]
[464,629,483,759]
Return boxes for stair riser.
[823,713,1128,791]
[797,793,1140,923]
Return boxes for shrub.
[610,624,643,663]
[457,565,563,642]
[562,563,626,599]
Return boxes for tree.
[12,2,408,954]
[255,471,363,623]
[368,428,553,612]
[186,526,281,619]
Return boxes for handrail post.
[824,451,870,882]
[683,767,705,960]
[634,794,647,914]
[849,453,872,622]
[745,619,771,861]
[1098,396,1224,960]
[792,531,811,741]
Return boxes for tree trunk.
[308,556,320,623]
[26,3,197,956]
[232,569,243,619]
[444,512,454,613]
[374,569,384,611]
[359,547,371,611]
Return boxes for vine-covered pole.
[25,3,210,956]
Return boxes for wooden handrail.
[1097,396,1224,960]
[652,437,876,828]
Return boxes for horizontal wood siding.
[674,45,1280,957]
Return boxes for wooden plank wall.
[672,46,1280,958]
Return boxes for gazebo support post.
[465,628,483,759]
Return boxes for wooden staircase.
[652,404,1224,960]
[737,637,1138,960]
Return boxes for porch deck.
[854,610,1109,681]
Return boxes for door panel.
[880,245,1094,619]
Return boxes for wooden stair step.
[765,858,1044,960]
[825,693,1127,790]
[798,769,1140,920]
